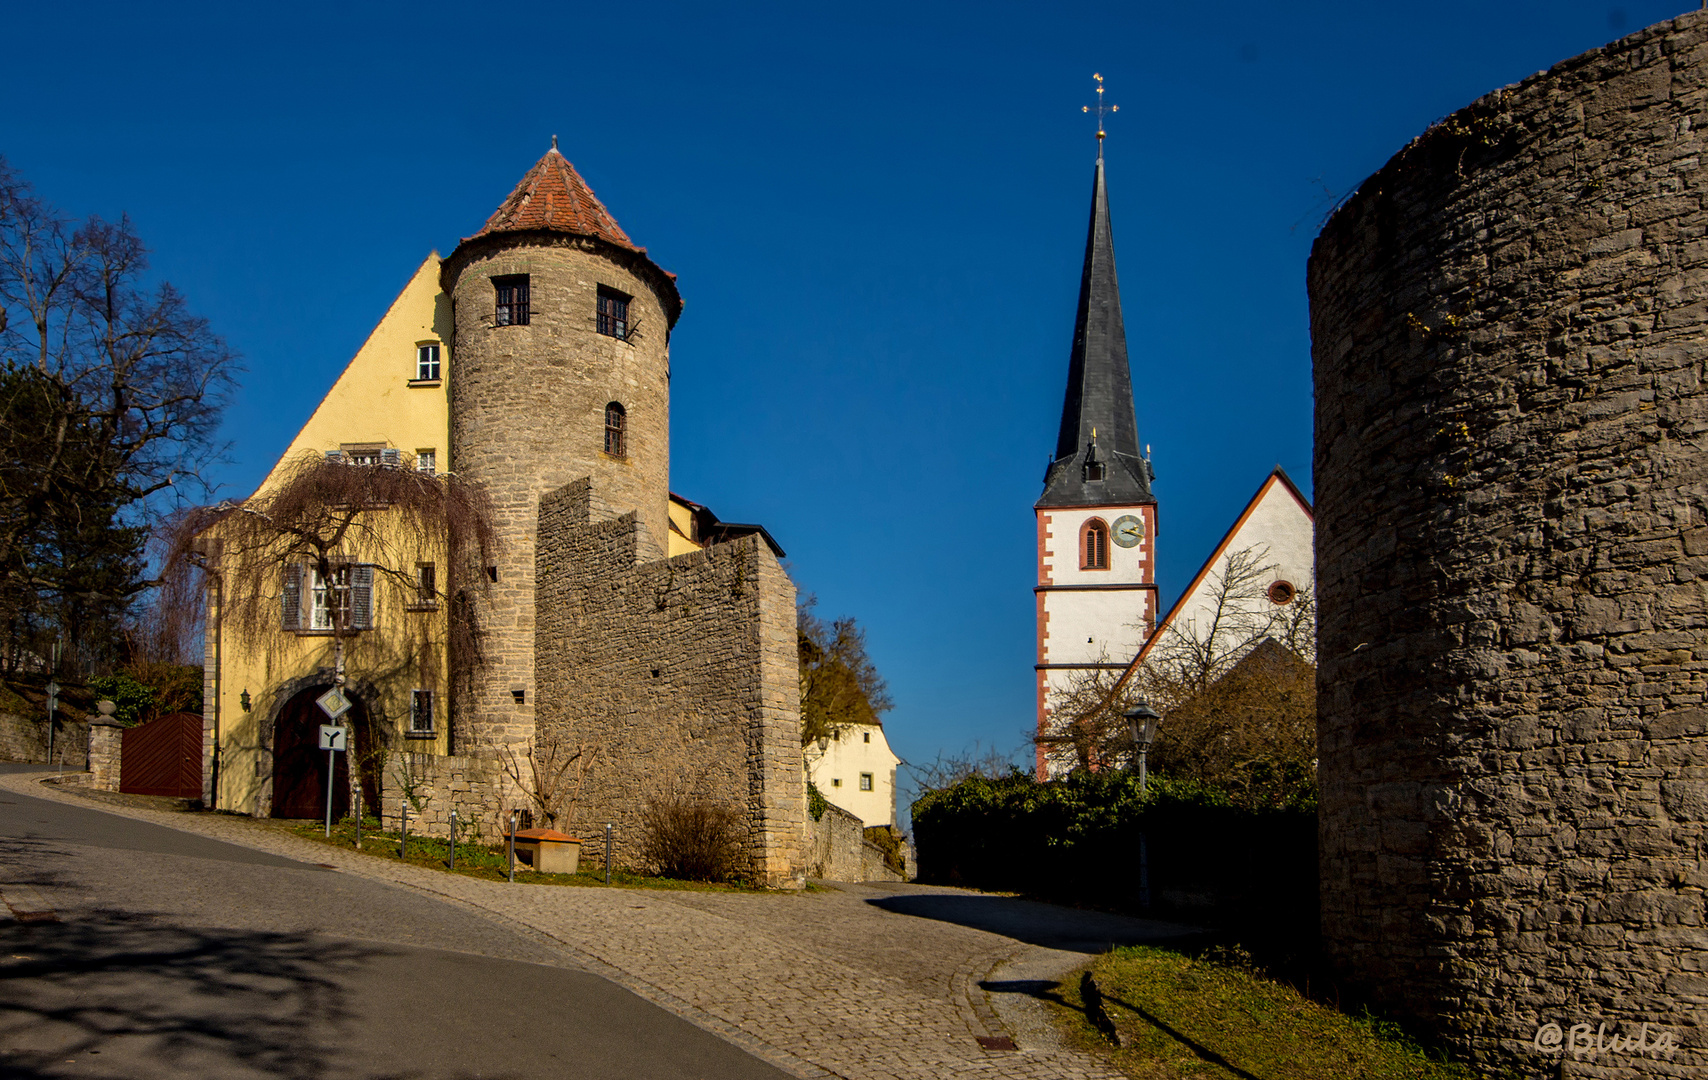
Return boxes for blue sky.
[0,1,1684,786]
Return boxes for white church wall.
[1039,505,1155,587]
[1042,590,1151,665]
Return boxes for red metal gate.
[120,712,204,800]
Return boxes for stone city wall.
[372,749,513,841]
[535,479,807,888]
[1310,12,1708,1074]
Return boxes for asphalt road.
[0,765,790,1080]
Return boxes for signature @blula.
[1533,1021,1679,1059]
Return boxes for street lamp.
[1124,702,1161,792]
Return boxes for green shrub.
[87,673,155,726]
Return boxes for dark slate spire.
[1037,158,1154,508]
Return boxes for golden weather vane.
[1082,73,1119,158]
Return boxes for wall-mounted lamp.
[240,689,251,712]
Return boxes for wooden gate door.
[272,687,350,819]
[119,712,204,799]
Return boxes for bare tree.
[0,158,237,669]
[1039,546,1317,805]
[500,726,601,830]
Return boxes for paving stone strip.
[1,771,1125,1080]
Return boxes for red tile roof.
[469,146,637,251]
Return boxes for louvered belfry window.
[494,274,531,326]
[1082,520,1110,570]
[604,401,626,457]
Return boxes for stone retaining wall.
[1309,12,1708,1073]
[0,709,88,768]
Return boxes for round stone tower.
[1310,13,1708,1074]
[442,145,681,751]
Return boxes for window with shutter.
[380,448,401,468]
[282,564,303,629]
[350,565,375,630]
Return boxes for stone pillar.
[88,701,122,792]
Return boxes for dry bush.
[637,794,746,882]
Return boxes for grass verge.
[284,816,774,894]
[1049,946,1474,1080]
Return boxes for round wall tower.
[443,147,680,751]
[1310,13,1708,1073]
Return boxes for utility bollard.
[354,788,362,850]
[400,802,409,860]
[604,822,613,886]
[507,811,518,883]
[449,809,457,870]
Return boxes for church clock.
[1112,515,1144,548]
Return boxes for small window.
[494,274,531,326]
[1084,459,1106,482]
[410,690,434,735]
[416,449,436,477]
[345,446,384,467]
[831,778,842,788]
[604,402,626,457]
[415,343,441,381]
[597,286,630,339]
[511,689,526,705]
[487,566,499,583]
[417,563,436,607]
[863,732,870,744]
[859,773,873,791]
[1081,519,1110,570]
[1268,580,1297,605]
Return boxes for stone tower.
[1310,13,1708,1074]
[1035,156,1158,777]
[442,146,682,749]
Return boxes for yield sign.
[315,687,352,720]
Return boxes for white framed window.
[416,343,441,381]
[283,563,375,632]
[410,690,434,735]
[416,449,437,476]
[859,773,873,792]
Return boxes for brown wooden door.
[271,687,350,819]
[119,712,203,799]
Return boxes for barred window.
[494,275,530,326]
[597,286,630,339]
[604,402,626,457]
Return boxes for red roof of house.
[468,145,638,252]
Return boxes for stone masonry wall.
[444,235,673,758]
[536,479,807,888]
[0,710,88,768]
[373,749,512,841]
[1310,13,1708,1074]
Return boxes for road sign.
[315,687,352,720]
[318,724,349,752]
[46,682,59,712]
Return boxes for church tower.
[1034,153,1157,778]
[442,143,682,752]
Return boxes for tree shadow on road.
[0,910,518,1080]
[865,892,1199,953]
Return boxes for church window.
[597,286,630,339]
[494,275,531,326]
[1268,580,1297,605]
[1081,520,1110,570]
[415,343,441,381]
[604,402,627,457]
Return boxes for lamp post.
[1124,701,1162,909]
[1124,702,1162,792]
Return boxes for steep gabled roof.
[1037,158,1154,508]
[468,144,638,251]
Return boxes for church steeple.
[1036,157,1154,508]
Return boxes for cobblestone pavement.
[1,770,1191,1080]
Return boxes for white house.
[804,722,901,828]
